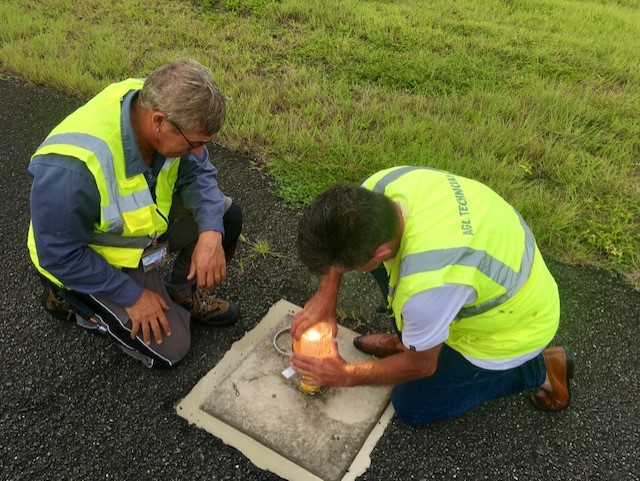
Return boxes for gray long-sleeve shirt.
[29,89,226,307]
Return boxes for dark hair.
[296,185,399,275]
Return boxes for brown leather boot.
[530,347,574,412]
[41,285,74,321]
[353,333,405,358]
[175,289,239,327]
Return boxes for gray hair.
[139,58,226,135]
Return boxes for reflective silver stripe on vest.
[160,159,175,171]
[391,210,535,317]
[371,165,443,193]
[456,211,535,317]
[373,166,535,316]
[38,133,156,234]
[89,232,151,249]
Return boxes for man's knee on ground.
[157,333,191,368]
[391,395,426,428]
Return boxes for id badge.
[141,241,169,272]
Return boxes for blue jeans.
[370,266,546,427]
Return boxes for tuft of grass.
[1,0,639,287]
[336,308,375,335]
[236,234,289,273]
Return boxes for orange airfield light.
[292,322,334,394]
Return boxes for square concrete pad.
[177,299,395,481]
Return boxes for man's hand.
[290,268,343,340]
[291,293,339,340]
[293,344,443,388]
[188,230,226,289]
[125,288,171,345]
[290,342,349,387]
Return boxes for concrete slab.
[176,299,394,481]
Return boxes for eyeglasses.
[168,120,209,150]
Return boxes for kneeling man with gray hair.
[28,59,242,367]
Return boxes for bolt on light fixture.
[292,322,334,394]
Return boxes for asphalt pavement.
[1,77,638,481]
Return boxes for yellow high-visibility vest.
[362,166,559,359]
[28,79,180,286]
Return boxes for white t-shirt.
[401,284,543,370]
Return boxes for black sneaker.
[41,285,74,321]
[176,289,239,327]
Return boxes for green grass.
[237,234,289,273]
[1,0,639,286]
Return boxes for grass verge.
[1,0,638,286]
